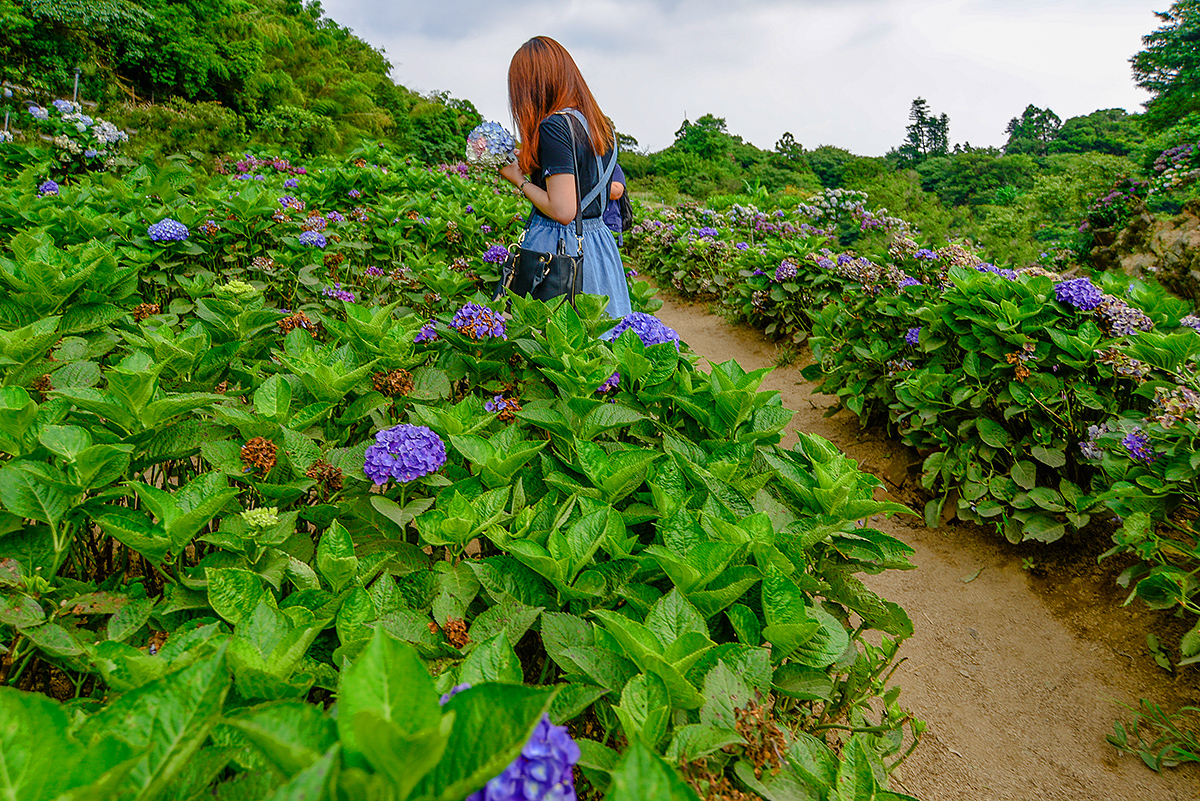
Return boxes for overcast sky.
[318,0,1162,156]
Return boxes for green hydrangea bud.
[216,279,259,300]
[241,506,280,529]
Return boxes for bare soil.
[651,291,1200,801]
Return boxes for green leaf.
[606,741,701,801]
[772,663,834,701]
[615,672,670,747]
[227,700,338,779]
[700,660,753,730]
[1030,445,1066,468]
[254,375,292,424]
[206,567,269,626]
[458,630,523,685]
[316,520,358,593]
[1011,460,1037,491]
[77,644,231,801]
[107,598,156,643]
[336,628,441,770]
[976,417,1011,448]
[413,684,554,801]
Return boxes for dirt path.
[652,292,1200,801]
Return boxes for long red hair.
[508,36,614,176]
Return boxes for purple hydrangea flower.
[774,260,799,282]
[897,276,922,289]
[283,177,299,188]
[905,327,921,346]
[348,188,361,199]
[975,263,1018,280]
[365,265,386,277]
[298,231,327,248]
[327,211,346,223]
[1054,278,1104,311]
[466,714,580,801]
[51,99,76,114]
[83,149,99,158]
[363,424,447,485]
[28,105,50,121]
[465,205,474,214]
[817,257,835,270]
[37,179,59,197]
[696,226,719,238]
[147,218,189,242]
[597,372,620,393]
[440,683,471,705]
[914,249,938,261]
[611,312,681,351]
[414,323,438,343]
[837,254,855,266]
[451,302,507,340]
[1181,315,1200,332]
[485,395,521,415]
[735,242,749,250]
[1122,430,1157,464]
[322,283,355,303]
[482,244,510,264]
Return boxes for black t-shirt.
[532,112,615,220]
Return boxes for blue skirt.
[522,214,632,320]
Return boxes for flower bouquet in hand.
[466,121,517,169]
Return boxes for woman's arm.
[609,180,625,201]
[500,161,577,225]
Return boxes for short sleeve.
[537,114,575,178]
[612,163,626,185]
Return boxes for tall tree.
[673,114,731,161]
[1004,104,1062,156]
[1131,0,1200,131]
[775,131,803,162]
[896,98,949,163]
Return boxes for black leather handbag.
[494,111,616,307]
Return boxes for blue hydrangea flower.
[1181,315,1200,332]
[466,714,580,801]
[611,312,680,351]
[278,195,299,207]
[37,180,59,197]
[440,683,471,705]
[482,244,510,263]
[348,188,361,198]
[283,177,299,188]
[147,218,189,242]
[28,105,49,121]
[298,231,327,248]
[597,372,620,393]
[322,283,355,303]
[897,276,922,289]
[414,323,438,343]
[914,249,938,261]
[695,226,718,238]
[774,260,798,282]
[735,242,749,250]
[451,303,507,340]
[83,148,99,158]
[1054,277,1104,311]
[1122,430,1157,464]
[327,211,345,223]
[466,121,517,168]
[51,99,76,114]
[837,254,855,266]
[363,424,447,485]
[905,327,921,345]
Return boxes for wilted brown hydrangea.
[272,210,292,223]
[323,252,345,269]
[278,311,317,337]
[199,220,221,236]
[373,368,414,397]
[252,256,275,272]
[443,617,470,649]
[305,459,343,493]
[240,436,277,473]
[1097,347,1150,380]
[31,374,52,394]
[131,302,161,321]
[445,220,462,244]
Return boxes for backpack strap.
[558,108,619,214]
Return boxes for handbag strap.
[555,111,586,252]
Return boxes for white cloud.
[319,0,1159,156]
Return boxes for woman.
[499,36,631,318]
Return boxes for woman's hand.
[499,160,524,187]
